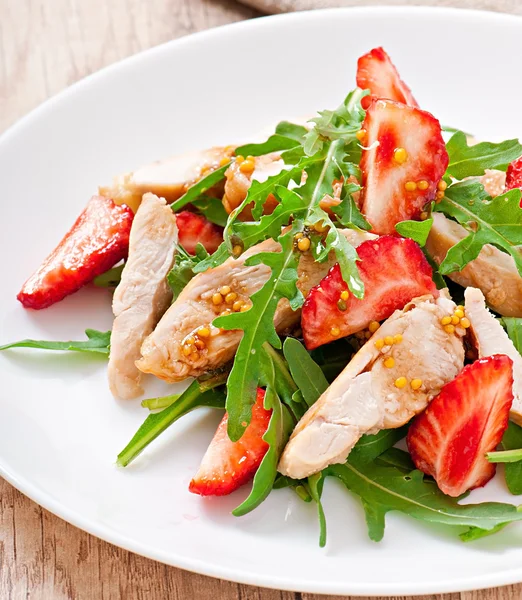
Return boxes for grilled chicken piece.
[278,294,465,479]
[426,213,522,317]
[99,147,234,213]
[137,228,376,383]
[464,287,522,424]
[108,194,178,399]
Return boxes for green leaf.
[0,329,111,356]
[191,196,229,227]
[350,426,409,464]
[500,422,522,495]
[192,242,230,274]
[235,134,300,158]
[375,448,415,473]
[488,449,522,463]
[503,318,522,354]
[327,459,522,542]
[308,472,327,547]
[446,131,522,179]
[141,394,181,411]
[116,379,226,467]
[233,385,294,516]
[170,164,229,212]
[215,227,303,441]
[459,521,515,542]
[331,185,371,231]
[275,121,308,143]
[436,180,522,277]
[283,337,328,407]
[94,264,124,288]
[310,338,356,382]
[167,244,210,299]
[395,218,433,246]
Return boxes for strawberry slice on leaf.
[407,354,514,498]
[360,99,448,235]
[301,236,438,350]
[176,211,223,255]
[189,388,271,496]
[505,155,522,204]
[18,196,133,310]
[356,47,419,109]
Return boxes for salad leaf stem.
[0,329,111,356]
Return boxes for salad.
[4,46,522,546]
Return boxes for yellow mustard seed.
[454,309,465,319]
[219,157,230,167]
[384,357,395,368]
[374,339,385,350]
[457,305,465,312]
[441,316,452,326]
[294,232,304,240]
[356,128,367,142]
[240,304,251,312]
[394,147,408,164]
[225,292,238,304]
[340,290,349,301]
[410,378,423,390]
[198,327,211,338]
[437,180,448,191]
[393,334,403,344]
[219,285,231,296]
[330,326,341,337]
[314,221,328,233]
[444,324,455,334]
[394,377,407,389]
[417,180,429,191]
[297,237,311,252]
[420,211,429,221]
[460,317,471,329]
[436,190,445,200]
[232,245,243,257]
[451,315,461,325]
[182,345,193,356]
[212,293,223,305]
[337,299,347,311]
[404,181,417,192]
[235,155,245,164]
[233,300,243,312]
[384,335,394,346]
[239,160,255,174]
[368,321,380,333]
[246,155,255,161]
[195,339,206,350]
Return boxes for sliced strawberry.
[302,236,437,350]
[505,156,522,202]
[18,196,133,310]
[356,47,419,109]
[176,211,223,255]
[189,388,270,496]
[360,99,448,235]
[407,355,513,497]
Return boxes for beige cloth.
[241,0,522,15]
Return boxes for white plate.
[1,6,522,597]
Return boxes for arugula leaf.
[215,227,303,441]
[488,449,522,463]
[303,88,368,156]
[423,249,447,290]
[375,448,415,472]
[192,242,230,274]
[350,426,409,464]
[141,394,181,411]
[310,338,356,382]
[191,196,229,227]
[503,318,522,354]
[94,264,124,288]
[327,459,522,542]
[170,164,229,212]
[235,134,300,158]
[331,184,370,231]
[395,218,433,246]
[167,243,210,299]
[446,131,522,179]
[499,422,522,495]
[116,379,226,467]
[460,520,516,543]
[436,180,522,276]
[283,337,328,407]
[308,472,327,547]
[0,329,111,356]
[275,121,308,143]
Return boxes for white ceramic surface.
[1,7,522,597]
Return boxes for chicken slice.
[464,287,522,424]
[426,213,522,317]
[278,294,465,479]
[108,193,178,399]
[99,147,234,213]
[136,228,376,383]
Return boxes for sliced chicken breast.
[136,228,376,383]
[278,294,465,479]
[108,194,178,399]
[99,147,234,213]
[426,213,522,317]
[464,287,522,424]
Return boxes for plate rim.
[2,5,522,596]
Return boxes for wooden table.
[0,1,520,598]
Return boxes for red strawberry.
[505,156,522,203]
[18,196,133,310]
[407,355,514,498]
[360,99,448,235]
[189,388,271,496]
[356,47,419,109]
[301,236,437,350]
[176,211,223,255]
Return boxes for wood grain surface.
[0,1,520,599]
